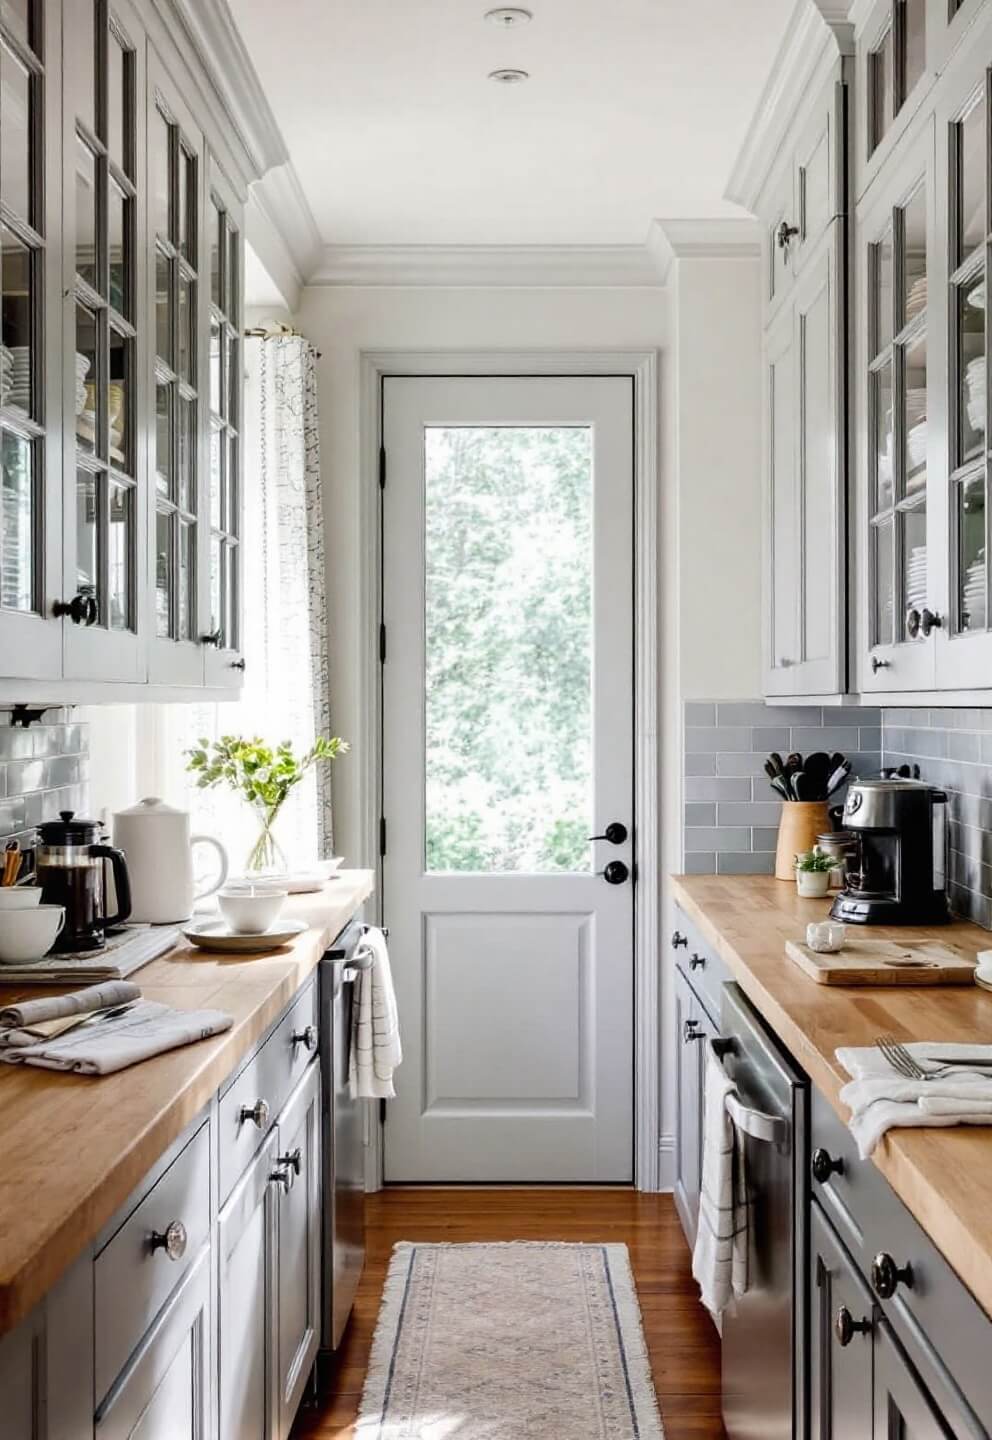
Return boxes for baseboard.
[657,1133,675,1192]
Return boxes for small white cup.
[0,887,42,911]
[0,904,66,963]
[807,920,847,954]
[218,887,288,935]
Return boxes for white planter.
[796,869,832,898]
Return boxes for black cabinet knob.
[588,822,628,845]
[276,1147,302,1177]
[292,1023,318,1053]
[54,588,98,626]
[683,1019,705,1044]
[601,860,629,885]
[199,628,223,647]
[776,220,799,250]
[230,658,246,671]
[689,953,706,971]
[920,608,943,637]
[871,656,891,673]
[834,1306,872,1347]
[811,1148,844,1184]
[672,930,688,950]
[871,1251,913,1299]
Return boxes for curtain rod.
[244,325,322,359]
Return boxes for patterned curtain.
[157,333,334,872]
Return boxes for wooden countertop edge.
[0,873,374,1335]
[670,875,992,1322]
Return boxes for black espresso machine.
[830,778,950,925]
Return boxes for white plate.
[182,918,308,953]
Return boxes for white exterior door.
[381,374,635,1183]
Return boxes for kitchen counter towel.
[0,999,233,1075]
[350,925,402,1100]
[837,1042,992,1157]
[692,1044,750,1316]
[0,981,141,1045]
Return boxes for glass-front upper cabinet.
[857,0,928,200]
[859,122,937,691]
[0,0,61,680]
[147,54,205,686]
[202,159,244,689]
[61,0,145,683]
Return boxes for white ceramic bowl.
[0,887,42,911]
[0,904,66,963]
[217,887,288,935]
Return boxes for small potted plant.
[794,847,839,898]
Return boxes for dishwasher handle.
[708,1039,789,1145]
[341,944,376,984]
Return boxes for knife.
[923,1053,992,1067]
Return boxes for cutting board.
[785,937,976,986]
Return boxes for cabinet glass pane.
[75,137,97,290]
[904,331,927,495]
[210,203,222,308]
[75,1,96,137]
[209,421,221,527]
[108,482,130,630]
[177,276,193,383]
[6,1,32,51]
[2,227,31,418]
[1,43,31,226]
[107,29,126,172]
[155,249,171,364]
[75,304,97,454]
[155,384,171,495]
[227,434,238,534]
[210,321,221,415]
[76,469,98,598]
[151,108,169,242]
[958,95,987,266]
[903,0,924,98]
[178,396,194,510]
[178,519,193,640]
[902,504,927,636]
[224,544,236,647]
[870,26,893,154]
[874,517,894,646]
[108,180,128,317]
[958,272,985,464]
[1,430,33,611]
[155,509,171,636]
[178,149,194,262]
[874,363,894,511]
[109,329,129,473]
[228,229,239,321]
[209,533,222,632]
[226,335,238,423]
[874,231,893,356]
[958,474,987,632]
[901,188,926,330]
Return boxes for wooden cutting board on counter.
[785,937,977,985]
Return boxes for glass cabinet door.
[202,160,243,689]
[865,0,926,159]
[61,0,143,682]
[0,0,60,679]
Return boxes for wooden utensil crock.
[775,800,831,881]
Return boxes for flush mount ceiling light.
[485,7,533,26]
[488,67,530,84]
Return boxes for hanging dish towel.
[350,926,402,1100]
[837,1042,992,1157]
[692,1045,750,1315]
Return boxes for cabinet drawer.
[219,980,318,1202]
[94,1121,210,1405]
[672,907,729,1025]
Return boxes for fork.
[875,1034,992,1081]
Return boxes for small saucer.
[182,918,308,954]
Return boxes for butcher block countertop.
[672,874,992,1319]
[0,868,374,1337]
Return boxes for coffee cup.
[0,904,66,963]
[217,887,288,935]
[0,887,42,911]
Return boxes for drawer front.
[811,1090,992,1432]
[219,980,318,1201]
[672,906,729,1025]
[94,1121,210,1405]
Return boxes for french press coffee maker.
[35,811,132,952]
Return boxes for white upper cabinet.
[855,0,931,204]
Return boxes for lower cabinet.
[810,1200,874,1440]
[274,1060,322,1439]
[873,1319,956,1440]
[673,965,716,1248]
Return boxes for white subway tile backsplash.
[0,708,91,853]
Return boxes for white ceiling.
[231,0,793,248]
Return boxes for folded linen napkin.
[0,999,232,1075]
[349,926,402,1100]
[0,981,141,1045]
[836,1042,992,1157]
[692,1045,750,1316]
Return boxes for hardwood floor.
[292,1187,726,1439]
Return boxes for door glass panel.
[178,519,193,640]
[958,95,987,266]
[958,475,987,632]
[155,248,171,364]
[2,227,31,417]
[179,149,195,262]
[228,228,239,320]
[75,304,97,453]
[901,188,926,330]
[959,271,986,464]
[210,321,221,414]
[226,335,239,423]
[76,469,99,600]
[107,30,126,172]
[155,509,171,636]
[224,544,237,648]
[177,276,193,383]
[109,329,129,473]
[1,431,33,610]
[209,533,222,633]
[227,434,238,534]
[108,482,130,630]
[904,332,927,496]
[108,180,128,317]
[210,203,222,308]
[151,107,169,242]
[178,396,194,510]
[870,26,893,154]
[875,230,894,354]
[209,421,222,527]
[903,0,925,98]
[1,44,31,225]
[75,0,96,136]
[156,384,171,495]
[874,363,894,511]
[874,517,894,646]
[902,504,927,639]
[423,426,593,873]
[74,137,97,290]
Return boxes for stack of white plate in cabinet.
[962,547,987,631]
[906,274,927,322]
[906,545,928,618]
[966,356,986,436]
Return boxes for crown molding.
[725,0,855,212]
[247,165,322,305]
[308,243,665,288]
[646,218,761,284]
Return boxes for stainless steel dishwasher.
[717,982,809,1440]
[319,919,372,1351]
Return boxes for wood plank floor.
[292,1187,726,1439]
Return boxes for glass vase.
[245,802,288,875]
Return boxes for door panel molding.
[357,348,660,1190]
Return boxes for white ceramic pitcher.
[113,797,228,922]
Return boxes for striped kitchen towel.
[350,925,402,1099]
[692,1043,751,1315]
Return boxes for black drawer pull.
[811,1148,844,1184]
[871,1251,913,1299]
[834,1306,872,1347]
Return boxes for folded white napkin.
[692,1045,750,1315]
[0,981,141,1045]
[0,999,233,1075]
[836,1042,992,1157]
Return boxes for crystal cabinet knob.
[150,1220,187,1262]
[239,1098,270,1130]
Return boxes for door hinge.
[378,445,386,490]
[379,816,387,857]
[379,622,387,663]
[379,1097,387,1125]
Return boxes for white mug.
[218,887,288,936]
[0,904,66,963]
[0,887,43,911]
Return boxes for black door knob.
[811,1148,844,1184]
[834,1306,872,1347]
[871,1252,913,1299]
[602,860,629,886]
[588,822,628,845]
